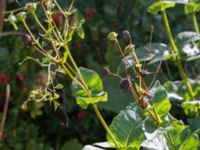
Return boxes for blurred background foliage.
[0,0,200,149]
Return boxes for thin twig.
[0,84,10,141]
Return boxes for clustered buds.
[17,12,27,21]
[122,30,131,40]
[120,78,131,90]
[25,2,37,14]
[107,32,118,42]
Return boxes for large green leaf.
[60,139,82,150]
[117,43,169,74]
[71,67,108,109]
[164,80,200,102]
[164,115,199,150]
[181,101,200,115]
[99,76,133,113]
[141,135,169,150]
[149,81,171,119]
[148,2,176,15]
[184,3,200,14]
[107,103,145,149]
[175,32,200,49]
[188,117,200,133]
[82,142,114,150]
[117,55,135,74]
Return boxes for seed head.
[107,32,118,42]
[120,78,131,90]
[17,12,27,21]
[122,30,131,40]
[25,2,37,14]
[22,34,34,44]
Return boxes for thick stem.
[92,104,118,147]
[192,12,199,33]
[161,10,194,100]
[63,47,118,148]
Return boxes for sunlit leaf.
[107,103,145,149]
[71,67,108,109]
[148,2,176,15]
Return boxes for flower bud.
[22,34,34,44]
[120,78,131,90]
[107,32,118,41]
[122,30,131,40]
[25,2,37,13]
[17,12,27,21]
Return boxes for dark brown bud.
[22,34,34,44]
[122,30,131,40]
[120,78,131,90]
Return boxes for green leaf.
[107,103,145,149]
[82,142,114,150]
[149,81,171,119]
[71,67,108,109]
[76,92,107,109]
[178,127,199,150]
[117,55,135,74]
[60,139,82,150]
[98,76,133,113]
[77,19,85,39]
[143,119,169,140]
[141,135,169,150]
[175,31,200,49]
[184,3,200,14]
[148,2,176,15]
[62,50,69,63]
[164,114,199,149]
[54,83,64,90]
[188,117,200,133]
[117,43,169,74]
[181,101,200,115]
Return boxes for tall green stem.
[64,46,119,148]
[162,10,194,100]
[192,12,199,33]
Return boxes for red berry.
[86,8,96,20]
[2,131,8,140]
[17,74,25,81]
[53,11,65,25]
[77,111,87,119]
[0,74,10,85]
[76,42,82,49]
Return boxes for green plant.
[4,0,200,149]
